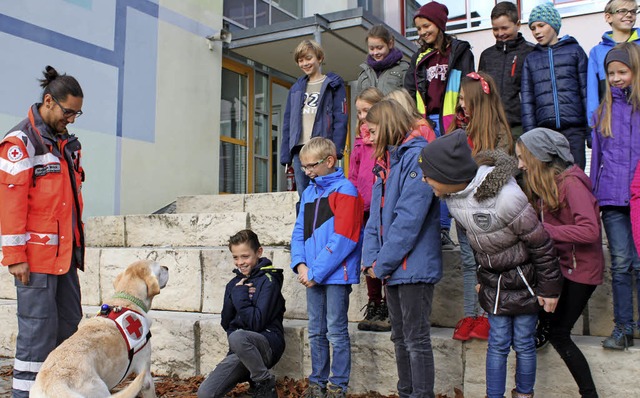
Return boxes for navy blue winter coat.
[521,35,588,133]
[221,258,286,366]
[280,72,348,164]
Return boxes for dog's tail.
[110,371,148,398]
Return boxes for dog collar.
[112,291,149,313]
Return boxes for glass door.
[220,59,253,193]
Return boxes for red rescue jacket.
[0,104,85,274]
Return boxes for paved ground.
[0,357,12,397]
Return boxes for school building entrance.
[219,8,414,194]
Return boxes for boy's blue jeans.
[486,313,538,398]
[292,152,311,198]
[306,284,352,391]
[386,283,435,398]
[602,206,640,329]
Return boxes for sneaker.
[453,316,477,341]
[602,324,634,350]
[535,318,551,350]
[441,228,457,250]
[253,376,277,398]
[357,301,377,331]
[469,316,489,340]
[369,301,392,332]
[326,384,346,398]
[303,382,326,398]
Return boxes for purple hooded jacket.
[590,86,640,207]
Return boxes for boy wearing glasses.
[290,137,364,398]
[587,0,640,126]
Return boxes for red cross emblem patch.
[7,145,23,162]
[124,313,143,339]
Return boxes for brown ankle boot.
[511,389,534,398]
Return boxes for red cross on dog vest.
[98,306,152,383]
[102,308,150,353]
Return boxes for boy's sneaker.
[303,382,326,398]
[452,316,477,341]
[602,324,634,350]
[469,316,489,340]
[253,376,277,398]
[535,318,551,350]
[326,384,346,398]
[357,301,377,331]
[441,228,457,250]
[369,301,392,332]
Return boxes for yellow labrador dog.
[31,260,169,398]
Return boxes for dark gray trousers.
[13,268,82,398]
[197,329,273,398]
[386,283,435,398]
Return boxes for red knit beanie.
[414,1,449,32]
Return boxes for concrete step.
[0,300,637,397]
[85,213,251,248]
[0,245,617,337]
[85,209,294,249]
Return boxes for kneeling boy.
[198,230,286,398]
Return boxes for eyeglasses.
[300,157,328,172]
[613,8,640,16]
[52,96,83,119]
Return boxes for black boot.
[253,376,277,398]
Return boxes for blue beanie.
[529,2,561,33]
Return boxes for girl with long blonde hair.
[349,87,389,332]
[362,99,442,398]
[591,41,640,350]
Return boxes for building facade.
[0,0,609,216]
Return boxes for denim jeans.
[601,206,640,328]
[292,152,311,198]
[426,114,451,230]
[197,330,273,398]
[486,313,538,398]
[548,280,598,398]
[457,225,480,317]
[386,283,435,398]
[306,284,352,391]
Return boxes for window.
[220,60,252,194]
[223,0,301,30]
[358,0,385,20]
[405,0,606,36]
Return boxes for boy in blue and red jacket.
[290,137,364,398]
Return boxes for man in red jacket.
[0,65,85,397]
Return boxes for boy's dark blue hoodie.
[221,257,286,366]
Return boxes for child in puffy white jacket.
[420,131,562,398]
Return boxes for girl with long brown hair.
[517,128,603,398]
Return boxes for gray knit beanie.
[418,129,478,184]
[519,128,574,164]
